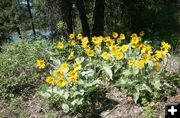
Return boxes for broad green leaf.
[132,68,139,75]
[103,65,113,80]
[62,104,69,113]
[63,91,69,99]
[75,57,84,63]
[141,84,152,92]
[153,80,161,90]
[81,69,94,77]
[133,90,140,104]
[39,92,51,98]
[122,69,131,76]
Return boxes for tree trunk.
[61,0,73,35]
[75,0,90,37]
[26,0,36,37]
[92,0,105,36]
[16,26,22,39]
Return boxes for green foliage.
[0,36,53,99]
[142,99,157,118]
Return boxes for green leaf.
[122,69,131,76]
[75,57,84,63]
[153,80,161,90]
[62,104,69,113]
[133,90,140,104]
[132,68,139,75]
[141,84,152,92]
[63,91,69,99]
[103,65,113,80]
[81,69,94,77]
[39,92,51,98]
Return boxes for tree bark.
[26,0,36,37]
[75,0,90,37]
[61,0,73,34]
[16,26,22,39]
[92,0,105,36]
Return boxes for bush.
[0,36,53,99]
[38,32,178,114]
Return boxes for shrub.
[38,32,177,114]
[0,36,53,99]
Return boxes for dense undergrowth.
[0,32,179,118]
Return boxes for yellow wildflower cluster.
[44,61,82,86]
[37,31,171,87]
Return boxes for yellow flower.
[116,38,122,43]
[141,54,149,64]
[57,41,64,49]
[139,31,145,37]
[77,33,82,40]
[104,36,111,42]
[36,59,45,69]
[135,60,145,69]
[131,43,139,49]
[87,49,95,57]
[154,62,161,71]
[115,46,121,52]
[54,70,63,78]
[115,52,124,60]
[154,50,164,60]
[61,63,68,72]
[128,58,135,67]
[131,33,138,38]
[46,76,55,85]
[81,37,89,44]
[101,52,110,60]
[69,33,75,39]
[112,32,118,38]
[82,44,90,51]
[109,45,117,55]
[71,40,76,46]
[119,33,125,40]
[68,70,78,84]
[130,37,139,44]
[121,45,128,52]
[161,41,171,51]
[109,39,115,45]
[68,51,74,60]
[56,78,67,87]
[92,36,103,45]
[73,62,81,70]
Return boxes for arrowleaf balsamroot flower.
[73,62,81,70]
[57,41,64,49]
[69,33,75,39]
[54,70,63,78]
[86,49,95,57]
[77,33,82,40]
[68,70,78,84]
[61,63,69,72]
[68,51,74,60]
[112,32,118,38]
[119,33,125,40]
[56,78,67,87]
[101,52,110,60]
[46,76,55,85]
[115,52,124,60]
[71,40,76,46]
[121,45,128,52]
[36,59,46,69]
[139,31,145,37]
